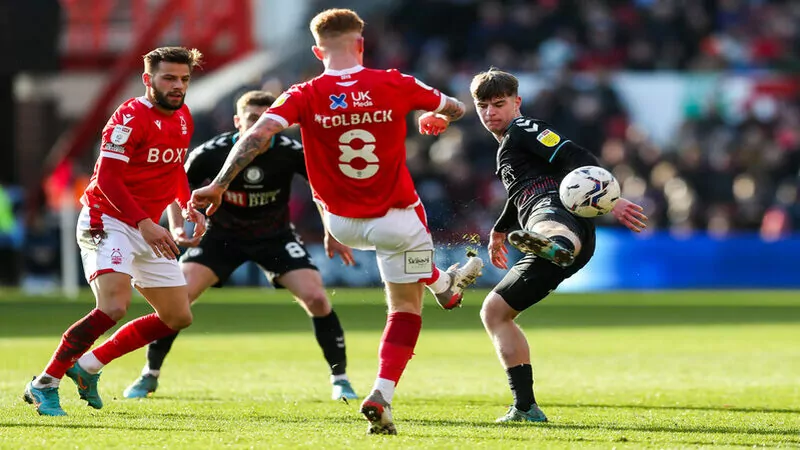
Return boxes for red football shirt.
[81,96,194,227]
[265,66,446,218]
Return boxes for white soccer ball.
[559,166,621,217]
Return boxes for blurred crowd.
[191,0,800,243]
[372,0,800,75]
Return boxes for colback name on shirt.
[314,110,394,128]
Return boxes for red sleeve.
[100,103,143,162]
[95,157,150,225]
[175,173,190,209]
[263,85,304,128]
[396,71,446,113]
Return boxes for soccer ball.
[559,166,620,217]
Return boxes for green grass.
[1,289,798,449]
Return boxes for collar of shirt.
[322,65,365,76]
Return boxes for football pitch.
[1,288,798,449]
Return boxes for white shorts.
[324,204,434,284]
[76,207,185,289]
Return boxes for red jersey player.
[191,9,483,435]
[23,47,205,416]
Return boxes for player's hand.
[191,183,225,216]
[183,206,207,241]
[171,227,194,248]
[172,211,205,248]
[138,219,180,259]
[488,230,509,270]
[612,198,648,233]
[418,112,449,136]
[324,232,356,266]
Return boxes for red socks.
[377,312,422,383]
[44,309,117,378]
[92,313,175,365]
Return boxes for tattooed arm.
[418,96,467,136]
[212,116,285,187]
[436,95,466,122]
[191,116,284,215]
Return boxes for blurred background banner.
[1,0,799,293]
[273,231,800,292]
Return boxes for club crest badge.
[244,167,264,184]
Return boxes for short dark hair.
[470,68,519,102]
[235,90,276,114]
[143,46,203,74]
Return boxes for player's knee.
[298,291,331,316]
[187,288,203,304]
[480,293,515,329]
[161,309,193,330]
[97,304,128,321]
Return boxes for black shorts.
[180,231,317,287]
[494,194,596,311]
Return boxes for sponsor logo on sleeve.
[271,93,290,108]
[122,114,134,125]
[110,125,132,145]
[536,129,561,147]
[404,250,433,274]
[102,142,126,154]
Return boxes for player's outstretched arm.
[612,198,648,233]
[419,96,465,135]
[192,116,284,215]
[213,116,284,187]
[438,95,466,122]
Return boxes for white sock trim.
[425,270,452,294]
[373,378,396,404]
[33,372,61,389]
[77,352,104,374]
[331,374,349,383]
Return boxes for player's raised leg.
[410,203,484,310]
[507,219,582,268]
[422,260,484,310]
[124,262,217,398]
[276,268,358,400]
